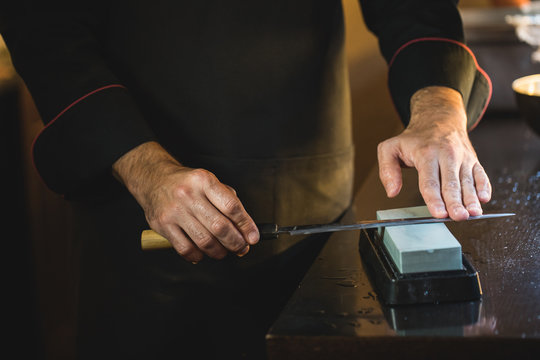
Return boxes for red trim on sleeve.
[388,37,492,130]
[43,84,127,126]
[31,84,127,193]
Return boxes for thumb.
[377,140,403,198]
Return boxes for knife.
[140,213,514,250]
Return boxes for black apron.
[74,1,354,359]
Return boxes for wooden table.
[266,117,540,360]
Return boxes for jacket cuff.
[32,85,155,198]
[388,38,492,131]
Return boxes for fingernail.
[192,261,199,265]
[386,182,396,194]
[452,206,469,219]
[248,231,259,244]
[479,190,489,200]
[237,245,250,257]
[467,204,482,214]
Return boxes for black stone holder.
[358,228,482,306]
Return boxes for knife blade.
[257,212,515,239]
[140,213,515,250]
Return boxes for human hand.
[112,141,259,262]
[377,86,492,220]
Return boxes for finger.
[473,163,492,203]
[163,225,205,263]
[460,164,483,216]
[224,184,237,196]
[439,158,469,221]
[417,159,448,218]
[205,182,260,245]
[190,198,250,256]
[377,141,403,198]
[180,215,229,260]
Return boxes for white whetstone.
[376,206,463,274]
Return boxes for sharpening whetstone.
[376,206,463,274]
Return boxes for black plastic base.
[358,228,482,305]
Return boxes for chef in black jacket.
[1,1,492,359]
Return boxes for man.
[1,1,492,358]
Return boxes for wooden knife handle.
[141,230,172,250]
[141,223,279,250]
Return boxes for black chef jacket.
[1,1,490,208]
[0,1,491,359]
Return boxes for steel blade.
[280,213,515,236]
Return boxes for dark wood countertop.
[266,117,540,360]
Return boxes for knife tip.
[492,212,516,217]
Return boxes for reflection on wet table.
[266,118,540,359]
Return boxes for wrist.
[408,86,467,131]
[112,141,182,202]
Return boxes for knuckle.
[418,146,437,159]
[444,193,462,204]
[175,242,196,258]
[448,206,465,216]
[463,195,478,206]
[226,185,237,196]
[190,168,215,184]
[444,154,458,167]
[443,180,460,191]
[174,184,191,198]
[210,218,230,237]
[223,198,242,215]
[149,211,172,227]
[442,143,457,155]
[377,141,387,152]
[229,241,247,253]
[195,234,216,250]
[460,177,474,187]
[236,218,254,232]
[428,200,445,208]
[421,178,440,190]
[465,198,480,207]
[377,139,395,157]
